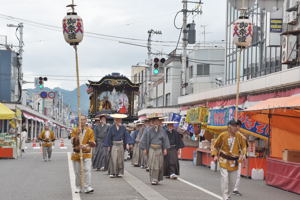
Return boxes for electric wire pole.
[146,29,162,107]
[182,1,188,96]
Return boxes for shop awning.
[0,103,15,120]
[242,96,300,158]
[242,95,300,132]
[23,112,45,123]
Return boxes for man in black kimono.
[92,115,110,171]
[163,121,185,179]
[104,114,134,178]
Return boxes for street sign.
[40,91,47,98]
[48,91,56,99]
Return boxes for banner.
[209,106,270,139]
[186,107,208,124]
[171,113,181,128]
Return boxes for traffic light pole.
[146,29,161,108]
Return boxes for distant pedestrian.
[71,115,96,193]
[131,121,144,167]
[21,128,28,152]
[104,114,134,178]
[92,115,110,171]
[38,124,56,162]
[163,121,184,179]
[211,120,247,200]
[140,116,170,185]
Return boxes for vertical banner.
[171,113,181,127]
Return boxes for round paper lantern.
[62,13,84,45]
[233,17,253,48]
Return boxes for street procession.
[1,0,300,200]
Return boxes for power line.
[0,13,179,44]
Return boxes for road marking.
[67,152,81,200]
[178,178,222,200]
[26,152,68,154]
[123,170,168,200]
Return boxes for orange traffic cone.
[32,138,36,147]
[32,138,40,149]
[60,138,67,149]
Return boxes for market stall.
[242,95,300,194]
[183,107,210,162]
[0,103,18,158]
[200,106,270,177]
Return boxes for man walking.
[233,120,248,196]
[140,116,170,185]
[71,115,96,193]
[163,121,184,179]
[131,121,144,167]
[38,124,56,162]
[212,120,247,200]
[104,114,134,178]
[92,115,110,171]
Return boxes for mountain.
[27,84,89,114]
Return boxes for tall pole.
[235,49,242,120]
[181,0,188,96]
[74,45,84,189]
[63,0,85,190]
[146,30,152,108]
[146,29,161,108]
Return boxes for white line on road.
[123,170,168,200]
[178,178,222,200]
[67,152,81,200]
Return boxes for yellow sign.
[186,107,208,124]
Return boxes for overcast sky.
[0,0,226,90]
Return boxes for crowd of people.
[32,114,246,200]
[68,113,185,193]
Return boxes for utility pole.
[182,1,188,96]
[201,24,207,47]
[180,0,202,96]
[146,29,162,108]
[7,23,24,103]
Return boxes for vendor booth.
[196,106,269,177]
[0,103,18,159]
[183,107,209,161]
[243,95,300,194]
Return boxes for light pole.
[62,0,84,190]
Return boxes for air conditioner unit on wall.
[281,35,297,64]
[290,0,299,9]
[288,11,298,24]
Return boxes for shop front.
[0,103,18,158]
[243,95,300,194]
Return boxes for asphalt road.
[0,141,299,200]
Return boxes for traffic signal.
[153,58,166,75]
[153,58,159,74]
[38,77,48,89]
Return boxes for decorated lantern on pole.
[62,0,85,190]
[63,3,84,46]
[232,7,253,120]
[233,16,253,48]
